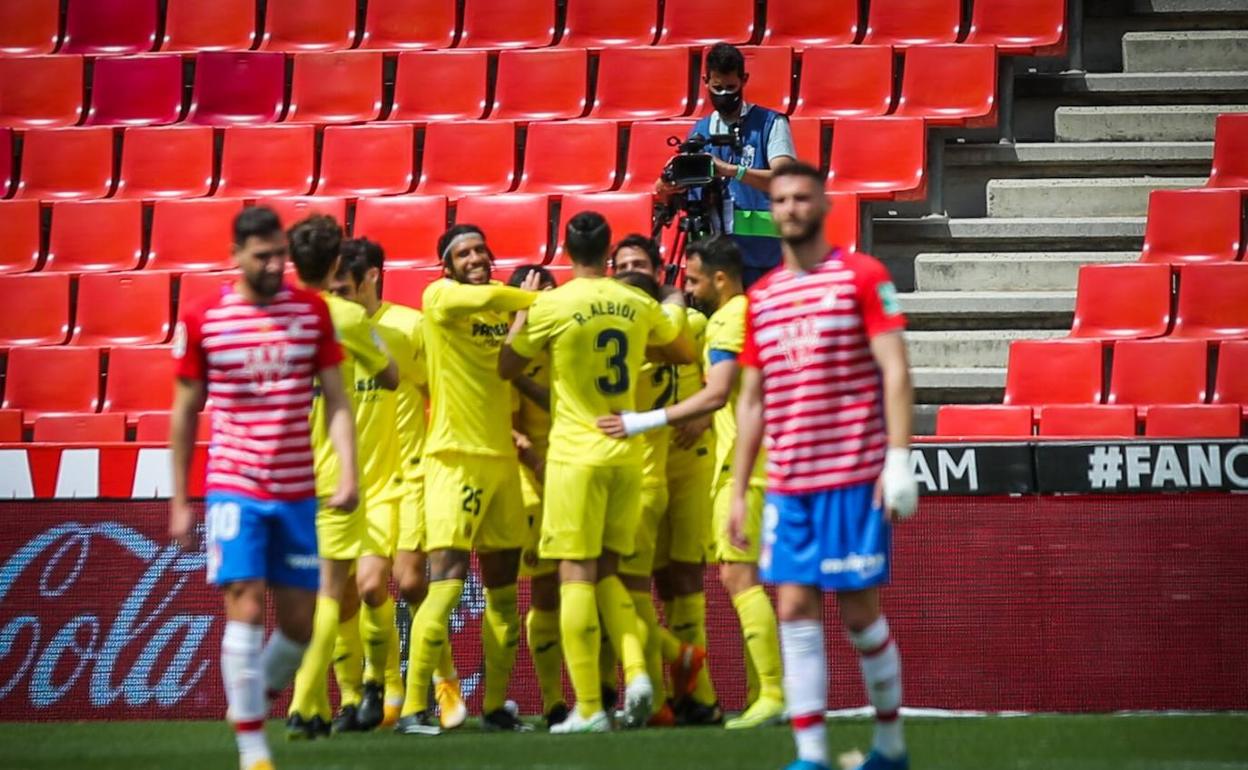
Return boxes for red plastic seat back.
[0,200,43,274]
[1171,262,1248,340]
[965,0,1066,54]
[935,405,1033,438]
[0,273,70,346]
[217,125,316,198]
[1145,404,1240,438]
[559,0,659,48]
[1004,339,1103,406]
[257,197,349,230]
[390,51,489,122]
[0,410,20,441]
[590,47,693,120]
[286,52,385,125]
[0,0,61,54]
[1037,405,1137,438]
[260,0,357,51]
[1213,341,1248,412]
[492,49,589,121]
[46,200,144,273]
[1069,263,1173,339]
[825,193,859,254]
[148,198,246,272]
[161,0,257,52]
[459,0,557,49]
[85,54,183,127]
[352,196,449,266]
[416,121,516,198]
[62,0,157,54]
[695,46,793,116]
[187,52,287,126]
[72,271,173,346]
[518,120,619,194]
[116,125,215,200]
[761,0,858,48]
[554,193,653,263]
[1108,339,1208,408]
[827,117,926,201]
[0,55,85,128]
[1209,113,1248,190]
[134,411,213,442]
[863,0,962,46]
[361,0,457,50]
[789,116,822,166]
[657,0,755,46]
[794,46,894,119]
[15,127,114,201]
[455,194,551,265]
[1139,188,1243,264]
[381,266,445,308]
[315,124,415,197]
[0,128,11,198]
[2,346,102,422]
[34,414,127,443]
[895,44,997,127]
[621,120,696,192]
[178,272,238,315]
[104,346,178,417]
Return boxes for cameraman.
[658,43,796,287]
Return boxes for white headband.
[441,231,485,262]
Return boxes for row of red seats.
[0,46,998,129]
[0,409,210,443]
[937,403,1243,440]
[1069,262,1248,342]
[0,0,1065,56]
[1208,113,1248,190]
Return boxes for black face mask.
[709,88,743,117]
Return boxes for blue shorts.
[205,492,319,590]
[759,482,891,592]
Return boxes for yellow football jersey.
[422,278,535,458]
[635,306,687,485]
[667,307,713,469]
[514,352,552,458]
[705,294,766,486]
[509,276,683,467]
[311,292,392,498]
[373,302,427,484]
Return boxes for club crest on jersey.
[241,343,292,393]
[776,316,821,369]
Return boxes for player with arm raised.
[168,207,357,770]
[733,163,919,770]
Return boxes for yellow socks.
[481,583,520,714]
[631,590,667,711]
[526,607,564,713]
[435,637,458,682]
[400,578,463,717]
[332,612,364,707]
[289,594,339,720]
[382,619,404,707]
[598,631,617,693]
[733,585,784,702]
[360,596,395,687]
[560,581,602,718]
[671,592,717,705]
[595,576,647,684]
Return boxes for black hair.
[685,235,743,282]
[288,214,343,285]
[564,211,611,266]
[233,206,283,247]
[615,270,663,302]
[771,161,824,187]
[437,224,489,264]
[611,233,662,272]
[508,264,558,289]
[339,237,384,287]
[705,43,746,79]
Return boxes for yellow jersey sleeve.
[326,293,390,378]
[424,278,536,321]
[705,295,765,486]
[705,294,747,360]
[507,291,555,360]
[356,322,405,501]
[647,299,684,348]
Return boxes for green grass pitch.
[3,715,1247,770]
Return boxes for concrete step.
[1132,0,1248,12]
[986,176,1206,217]
[898,290,1075,331]
[1018,70,1248,99]
[876,217,1146,256]
[907,329,1066,369]
[1055,105,1248,142]
[914,251,1135,291]
[1123,31,1248,73]
[945,141,1213,169]
[913,367,1007,405]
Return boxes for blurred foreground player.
[731,164,919,770]
[169,207,359,770]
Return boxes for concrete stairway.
[875,0,1248,432]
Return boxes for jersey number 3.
[595,329,630,395]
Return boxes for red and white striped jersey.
[739,250,905,495]
[173,283,342,501]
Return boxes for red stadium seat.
[389,51,489,122]
[415,121,516,198]
[0,410,20,442]
[2,346,102,424]
[789,116,823,166]
[46,200,144,273]
[895,44,997,127]
[161,0,258,52]
[178,271,237,314]
[517,120,619,195]
[558,0,659,48]
[455,194,551,265]
[0,128,11,198]
[360,0,457,50]
[115,126,214,200]
[1108,339,1208,415]
[216,125,315,198]
[257,197,349,229]
[1139,188,1243,264]
[1209,113,1248,190]
[694,46,793,116]
[862,0,962,47]
[1145,404,1240,438]
[0,55,84,129]
[1171,262,1248,340]
[84,55,183,127]
[935,405,1033,438]
[589,47,693,120]
[621,120,696,192]
[761,0,859,48]
[554,192,653,263]
[458,0,557,49]
[260,0,356,52]
[33,414,126,443]
[352,196,448,266]
[964,0,1066,55]
[286,52,385,125]
[826,117,926,201]
[1036,405,1138,438]
[61,0,157,55]
[1069,263,1172,340]
[657,0,755,46]
[382,266,444,307]
[147,199,245,272]
[104,345,177,423]
[0,0,60,55]
[0,200,40,274]
[315,124,415,197]
[0,273,70,347]
[14,127,113,201]
[134,411,213,442]
[1003,339,1103,406]
[1213,340,1248,417]
[792,46,894,120]
[186,52,287,126]
[825,193,859,254]
[72,271,172,346]
[492,49,589,121]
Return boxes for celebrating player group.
[168,162,921,770]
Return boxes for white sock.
[781,619,827,766]
[221,621,269,764]
[261,629,307,700]
[849,616,905,760]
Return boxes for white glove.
[882,447,919,520]
[619,409,668,437]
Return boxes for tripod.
[652,184,723,287]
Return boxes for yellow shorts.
[316,497,365,561]
[396,475,425,553]
[655,446,714,569]
[711,479,765,564]
[619,483,668,578]
[540,460,641,562]
[424,451,525,553]
[360,494,399,558]
[519,464,557,578]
